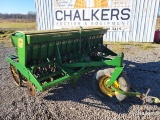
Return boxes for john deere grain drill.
[6,27,160,103]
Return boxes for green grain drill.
[6,27,160,104]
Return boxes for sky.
[0,0,35,14]
[0,0,160,15]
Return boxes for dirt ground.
[0,40,160,120]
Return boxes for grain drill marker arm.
[6,27,160,104]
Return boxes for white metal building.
[35,0,159,42]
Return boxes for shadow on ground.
[44,60,160,113]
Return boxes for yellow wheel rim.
[99,76,120,97]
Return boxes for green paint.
[111,86,142,98]
[6,27,124,93]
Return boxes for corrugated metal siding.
[35,0,159,42]
[35,0,54,30]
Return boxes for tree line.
[0,12,36,20]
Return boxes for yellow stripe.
[74,0,86,8]
[94,0,108,8]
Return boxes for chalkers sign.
[53,0,132,31]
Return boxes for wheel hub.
[99,76,120,97]
[26,81,35,96]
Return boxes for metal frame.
[6,27,160,103]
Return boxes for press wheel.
[10,64,22,87]
[93,68,130,102]
[26,81,35,96]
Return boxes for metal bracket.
[106,67,124,87]
[141,89,160,104]
[111,86,160,104]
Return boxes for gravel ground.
[0,42,160,120]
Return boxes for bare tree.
[0,12,36,20]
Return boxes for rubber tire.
[93,68,130,102]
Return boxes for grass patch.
[0,22,36,29]
[0,20,36,41]
[0,20,36,48]
[143,44,156,49]
[119,43,132,45]
[111,45,124,52]
[134,43,142,46]
[103,42,126,52]
[103,42,158,52]
[104,41,134,45]
[144,45,153,49]
[0,30,14,40]
[0,34,10,39]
